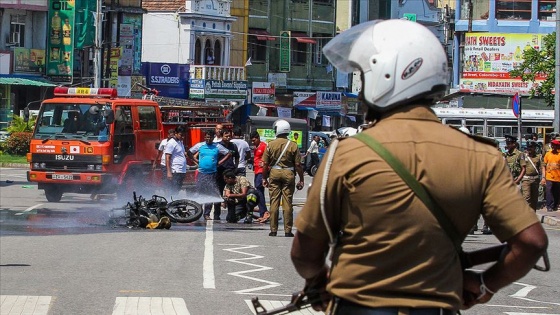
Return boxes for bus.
[432,107,554,141]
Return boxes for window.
[248,36,267,62]
[138,106,157,130]
[538,0,557,20]
[460,0,490,20]
[313,35,329,65]
[292,41,307,64]
[496,0,532,20]
[114,106,133,134]
[291,33,315,65]
[10,15,26,47]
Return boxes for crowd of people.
[152,121,305,235]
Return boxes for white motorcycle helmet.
[323,19,448,112]
[273,119,291,136]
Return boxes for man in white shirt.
[231,128,251,176]
[213,124,224,143]
[153,129,175,185]
[164,127,187,196]
[303,135,320,174]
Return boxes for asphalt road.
[1,167,559,315]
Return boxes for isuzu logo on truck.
[55,155,74,161]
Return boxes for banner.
[276,107,292,118]
[279,31,291,72]
[46,0,76,83]
[460,33,546,95]
[317,92,342,111]
[252,82,275,104]
[13,48,45,74]
[189,79,248,100]
[293,92,316,107]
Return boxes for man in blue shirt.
[188,131,230,220]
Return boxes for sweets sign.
[460,33,545,95]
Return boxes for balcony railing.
[191,65,246,81]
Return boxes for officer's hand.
[262,178,269,188]
[304,266,331,312]
[461,270,493,310]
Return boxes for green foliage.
[4,132,32,155]
[6,114,36,133]
[509,32,556,107]
[0,153,28,164]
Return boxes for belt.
[523,175,540,180]
[335,299,456,315]
[271,165,294,170]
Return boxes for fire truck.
[27,87,231,202]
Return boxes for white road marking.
[511,282,537,298]
[112,297,190,315]
[222,244,281,294]
[15,203,43,216]
[203,220,215,289]
[0,295,52,315]
[487,305,549,309]
[245,299,322,315]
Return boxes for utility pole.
[93,0,103,88]
[555,0,560,133]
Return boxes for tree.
[509,32,555,107]
[6,114,36,133]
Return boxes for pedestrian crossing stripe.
[244,299,322,315]
[112,297,190,315]
[1,295,52,315]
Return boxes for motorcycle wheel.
[165,199,203,223]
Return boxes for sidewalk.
[536,209,560,227]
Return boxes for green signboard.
[403,13,417,22]
[46,0,76,83]
[279,31,291,73]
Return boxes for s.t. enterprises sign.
[189,79,248,100]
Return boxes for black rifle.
[252,246,550,314]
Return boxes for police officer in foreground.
[290,20,548,314]
[262,119,304,237]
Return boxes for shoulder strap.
[273,140,291,167]
[353,133,463,254]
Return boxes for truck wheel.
[310,165,318,177]
[45,186,63,202]
[117,172,138,198]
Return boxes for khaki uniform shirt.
[296,106,538,310]
[504,148,526,178]
[524,154,542,177]
[262,138,301,170]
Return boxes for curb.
[537,213,559,227]
[0,163,28,168]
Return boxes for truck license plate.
[52,174,74,180]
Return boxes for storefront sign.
[293,92,316,107]
[317,92,342,111]
[252,82,275,104]
[279,31,291,72]
[189,79,247,100]
[149,63,181,85]
[13,48,45,74]
[460,33,546,95]
[46,0,75,83]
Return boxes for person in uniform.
[521,141,542,211]
[290,20,547,314]
[504,135,526,187]
[540,138,560,212]
[262,119,304,237]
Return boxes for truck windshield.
[33,103,109,140]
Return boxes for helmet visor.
[323,20,381,73]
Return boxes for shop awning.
[294,105,317,111]
[291,33,317,44]
[254,103,277,109]
[0,77,56,87]
[249,29,275,41]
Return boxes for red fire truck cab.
[27,87,163,201]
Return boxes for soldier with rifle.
[285,20,548,315]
